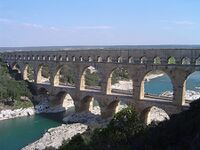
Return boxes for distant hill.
[1,45,200,52]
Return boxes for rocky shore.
[22,123,88,150]
[0,107,35,121]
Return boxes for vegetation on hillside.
[60,99,200,150]
[0,60,33,109]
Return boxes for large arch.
[53,65,76,87]
[51,91,75,112]
[23,64,34,82]
[37,64,50,84]
[108,67,133,95]
[184,71,200,104]
[79,95,100,115]
[80,66,101,91]
[140,70,173,101]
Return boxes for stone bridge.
[2,48,200,118]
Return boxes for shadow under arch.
[52,91,75,113]
[140,70,174,101]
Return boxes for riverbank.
[22,123,88,150]
[0,107,35,121]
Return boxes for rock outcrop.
[0,107,35,121]
[22,123,88,150]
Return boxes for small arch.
[88,56,92,62]
[53,55,57,61]
[42,56,45,61]
[97,56,102,62]
[168,56,176,64]
[66,56,69,61]
[128,57,134,63]
[182,57,190,65]
[72,56,76,61]
[195,57,200,65]
[59,55,63,61]
[32,55,35,60]
[107,56,112,62]
[117,56,123,63]
[153,56,161,64]
[27,55,30,60]
[37,55,40,60]
[141,56,147,64]
[79,56,83,62]
[47,56,51,61]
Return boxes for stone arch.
[23,63,34,82]
[153,56,161,64]
[79,56,83,62]
[167,56,176,64]
[117,56,123,63]
[183,71,200,105]
[107,56,112,62]
[107,67,133,95]
[88,56,92,62]
[37,87,49,95]
[53,64,76,86]
[12,62,21,73]
[181,57,190,65]
[72,56,76,61]
[140,106,169,125]
[52,91,75,112]
[195,57,200,65]
[80,65,101,90]
[36,64,50,84]
[140,70,173,100]
[97,56,102,62]
[140,56,147,64]
[102,100,119,118]
[128,57,134,63]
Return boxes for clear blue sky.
[0,0,200,47]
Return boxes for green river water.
[0,115,62,150]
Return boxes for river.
[1,71,200,150]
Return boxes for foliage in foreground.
[60,107,145,150]
[60,99,200,150]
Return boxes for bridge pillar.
[172,70,187,106]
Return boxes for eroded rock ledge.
[22,123,88,150]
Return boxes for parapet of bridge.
[2,48,200,118]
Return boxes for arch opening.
[11,63,22,80]
[153,56,161,64]
[52,91,75,113]
[168,56,176,64]
[80,96,100,115]
[24,64,34,82]
[141,70,173,101]
[184,71,200,104]
[109,67,133,95]
[80,66,101,91]
[57,65,76,87]
[182,57,190,65]
[37,64,50,84]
